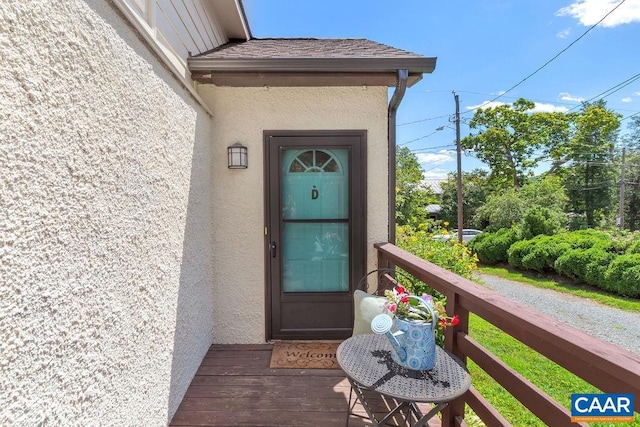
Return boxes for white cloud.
[636,91,640,96]
[416,152,453,165]
[622,97,633,102]
[466,101,506,110]
[559,92,585,102]
[557,28,572,38]
[422,169,450,180]
[556,0,640,28]
[531,102,569,113]
[466,100,568,113]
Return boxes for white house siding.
[1,1,215,425]
[198,85,389,344]
[119,0,228,79]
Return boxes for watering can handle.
[407,295,438,332]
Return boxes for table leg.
[412,402,447,427]
[348,378,382,426]
[347,378,424,427]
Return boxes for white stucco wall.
[1,1,215,424]
[198,85,389,344]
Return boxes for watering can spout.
[371,314,407,362]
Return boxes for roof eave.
[188,57,436,74]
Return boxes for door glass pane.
[281,148,349,293]
[282,223,349,292]
[282,149,348,220]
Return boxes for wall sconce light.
[227,142,248,169]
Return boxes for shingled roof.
[195,38,427,60]
[188,38,436,87]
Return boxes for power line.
[623,110,640,121]
[398,114,453,127]
[462,0,628,115]
[410,145,456,154]
[453,90,582,108]
[567,72,640,112]
[398,127,449,145]
[400,91,638,126]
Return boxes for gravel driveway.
[477,273,640,355]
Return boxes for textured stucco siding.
[198,85,389,344]
[1,1,214,425]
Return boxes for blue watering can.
[371,295,438,370]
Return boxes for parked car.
[433,229,483,244]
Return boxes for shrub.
[468,227,519,265]
[603,254,640,298]
[507,239,533,269]
[554,249,587,281]
[555,247,616,286]
[396,224,478,280]
[508,234,570,273]
[624,236,640,254]
[518,206,562,240]
[563,229,612,250]
[583,249,617,288]
[521,239,571,273]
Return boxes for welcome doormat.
[269,341,342,369]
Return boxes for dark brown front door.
[265,131,366,340]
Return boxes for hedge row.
[468,228,640,298]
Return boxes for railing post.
[377,244,391,270]
[441,293,469,427]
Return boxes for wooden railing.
[375,242,640,427]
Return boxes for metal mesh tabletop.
[337,334,471,403]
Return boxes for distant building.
[424,179,447,220]
[424,179,445,197]
[426,204,442,220]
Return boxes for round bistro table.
[337,334,471,427]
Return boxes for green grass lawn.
[463,265,639,426]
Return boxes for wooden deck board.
[170,344,441,427]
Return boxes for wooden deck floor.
[170,344,440,427]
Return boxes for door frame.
[263,130,367,340]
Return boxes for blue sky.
[243,0,640,180]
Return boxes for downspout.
[388,69,409,244]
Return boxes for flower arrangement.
[384,285,460,331]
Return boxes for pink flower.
[400,295,409,303]
[386,303,397,312]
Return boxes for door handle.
[269,241,277,258]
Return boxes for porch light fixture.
[227,142,248,169]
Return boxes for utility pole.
[453,91,463,244]
[618,146,626,229]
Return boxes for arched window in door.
[288,149,342,174]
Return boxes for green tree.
[473,188,525,231]
[519,175,568,214]
[439,169,488,229]
[396,146,437,227]
[472,176,567,232]
[462,98,570,189]
[518,206,562,240]
[556,101,621,228]
[621,117,640,230]
[623,152,640,231]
